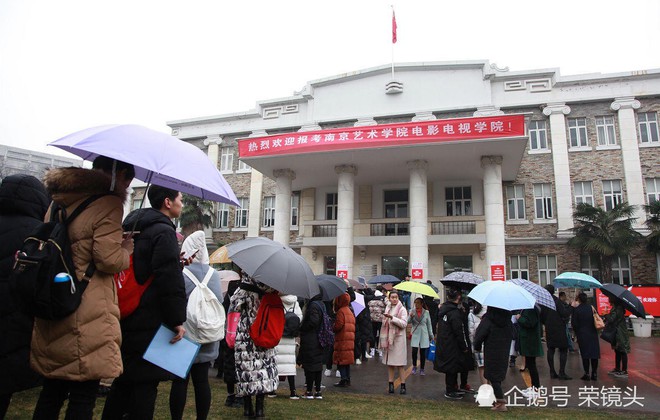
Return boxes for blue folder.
[143,324,201,378]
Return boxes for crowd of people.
[0,158,636,418]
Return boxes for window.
[638,112,659,144]
[384,189,409,236]
[595,116,617,146]
[324,256,336,276]
[533,183,553,219]
[382,255,409,280]
[216,203,229,228]
[443,256,473,274]
[234,197,249,228]
[568,117,588,148]
[538,255,557,287]
[446,186,472,216]
[603,180,622,211]
[612,255,631,285]
[325,193,338,220]
[262,196,275,227]
[509,256,529,280]
[220,147,233,172]
[132,199,143,210]
[291,192,300,227]
[506,184,526,220]
[237,160,251,171]
[528,120,548,151]
[574,181,594,206]
[581,254,601,280]
[647,178,660,204]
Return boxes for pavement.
[256,336,660,415]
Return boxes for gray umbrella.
[226,237,320,298]
[440,271,485,291]
[316,274,348,301]
[507,278,556,310]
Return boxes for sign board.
[411,262,423,280]
[595,286,660,317]
[490,262,506,281]
[337,264,348,279]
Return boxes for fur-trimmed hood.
[44,167,128,206]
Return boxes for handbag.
[225,311,241,349]
[592,307,605,330]
[427,340,436,362]
[600,323,617,344]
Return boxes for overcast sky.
[1,0,659,157]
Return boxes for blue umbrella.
[368,274,401,284]
[507,278,556,310]
[553,272,602,289]
[49,124,239,205]
[467,281,536,311]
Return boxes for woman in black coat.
[0,174,49,418]
[571,292,600,381]
[473,307,513,411]
[297,294,326,398]
[354,306,373,362]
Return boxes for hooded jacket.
[473,307,513,382]
[297,294,325,372]
[541,295,572,349]
[275,294,303,376]
[30,168,130,381]
[333,293,356,365]
[434,301,472,374]
[117,207,187,381]
[0,174,48,394]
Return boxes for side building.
[165,61,660,287]
[0,144,82,180]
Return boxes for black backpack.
[10,195,105,320]
[282,302,301,338]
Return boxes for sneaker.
[324,369,332,377]
[614,371,628,378]
[365,353,372,359]
[289,392,301,400]
[419,369,426,376]
[411,366,417,375]
[355,358,362,365]
[314,392,323,399]
[444,391,463,400]
[608,369,621,376]
[378,350,383,357]
[368,349,375,358]
[336,370,341,378]
[303,392,314,399]
[458,384,476,394]
[520,387,539,399]
[267,391,277,398]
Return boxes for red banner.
[595,286,660,317]
[238,114,526,158]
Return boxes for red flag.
[392,10,397,44]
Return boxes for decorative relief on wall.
[262,104,299,119]
[504,78,552,93]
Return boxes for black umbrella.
[600,283,646,318]
[440,271,484,291]
[368,274,401,285]
[316,274,348,301]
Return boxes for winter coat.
[541,296,572,349]
[368,298,385,322]
[518,308,544,357]
[117,207,187,381]
[275,295,302,376]
[182,262,223,364]
[230,278,278,397]
[605,304,630,353]
[333,293,356,365]
[379,300,408,366]
[30,168,130,381]
[473,307,513,382]
[355,305,374,344]
[571,303,600,359]
[0,175,48,394]
[468,306,487,352]
[408,308,433,349]
[297,295,325,372]
[434,301,473,374]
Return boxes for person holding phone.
[379,291,408,394]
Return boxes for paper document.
[143,324,201,378]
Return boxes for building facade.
[0,144,82,180]
[167,61,660,287]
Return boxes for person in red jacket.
[332,293,356,387]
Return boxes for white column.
[611,97,645,227]
[204,135,222,169]
[481,156,506,280]
[543,103,573,234]
[407,160,428,282]
[273,169,295,245]
[247,130,267,238]
[335,165,357,280]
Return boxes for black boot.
[243,396,254,417]
[400,383,407,395]
[225,393,236,407]
[388,382,394,393]
[255,394,265,418]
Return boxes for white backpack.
[182,267,226,344]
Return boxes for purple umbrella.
[49,124,239,205]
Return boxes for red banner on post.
[595,286,659,317]
[238,114,526,158]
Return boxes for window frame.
[528,120,548,151]
[290,191,300,227]
[538,255,557,287]
[237,159,251,172]
[533,183,554,220]
[220,147,234,173]
[262,196,275,228]
[602,180,623,211]
[612,255,631,285]
[638,112,659,144]
[234,197,249,228]
[506,184,526,220]
[509,255,529,280]
[580,254,601,280]
[568,117,589,148]
[573,181,594,206]
[646,178,660,204]
[595,115,617,146]
[216,202,229,228]
[325,193,338,221]
[445,186,472,216]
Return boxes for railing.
[370,223,410,236]
[431,221,476,235]
[312,224,337,237]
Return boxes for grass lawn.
[4,377,653,420]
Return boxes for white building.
[167,61,660,287]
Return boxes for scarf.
[381,301,405,349]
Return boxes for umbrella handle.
[128,173,152,234]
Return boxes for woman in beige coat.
[379,291,408,394]
[31,157,134,419]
